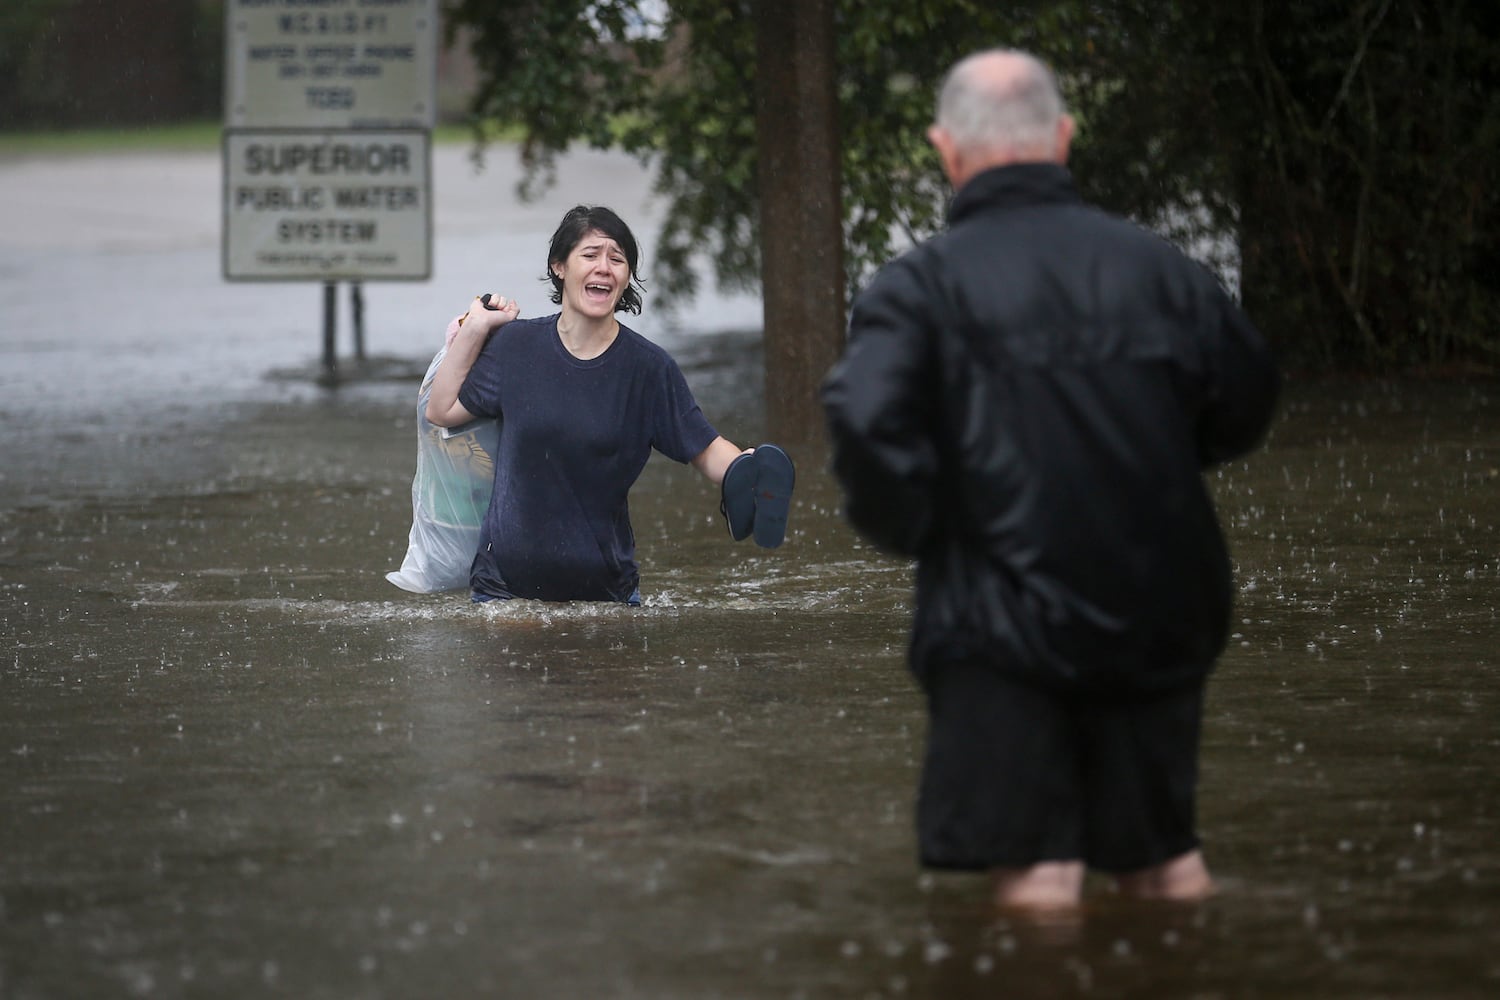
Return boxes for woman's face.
[553,229,631,321]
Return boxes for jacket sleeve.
[1196,287,1281,467]
[819,258,939,556]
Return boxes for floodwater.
[2,148,1498,999]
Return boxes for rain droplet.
[923,940,951,964]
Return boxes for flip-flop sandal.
[751,443,795,549]
[720,451,757,541]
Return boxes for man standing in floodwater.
[820,48,1279,908]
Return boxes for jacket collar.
[947,163,1080,225]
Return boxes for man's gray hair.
[936,49,1066,154]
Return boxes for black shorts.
[916,656,1205,874]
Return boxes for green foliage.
[629,0,760,301]
[0,0,60,74]
[448,0,1500,370]
[1235,0,1500,370]
[0,0,78,127]
[1040,0,1500,372]
[834,0,1008,285]
[1,0,225,128]
[448,0,1023,304]
[442,0,664,187]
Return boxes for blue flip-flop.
[751,443,795,549]
[720,452,757,541]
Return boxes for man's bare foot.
[991,860,1086,909]
[1113,850,1215,901]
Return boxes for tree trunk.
[753,0,844,445]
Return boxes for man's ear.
[1054,114,1075,165]
[927,124,962,187]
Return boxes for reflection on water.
[1,374,1496,997]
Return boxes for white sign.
[223,130,431,281]
[225,0,437,129]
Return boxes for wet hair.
[542,205,646,314]
[937,48,1065,155]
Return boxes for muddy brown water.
[6,373,1498,998]
[3,150,1498,998]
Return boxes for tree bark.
[753,0,844,445]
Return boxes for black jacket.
[821,164,1280,696]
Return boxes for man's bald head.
[927,49,1074,190]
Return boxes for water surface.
[2,150,1497,998]
[5,374,1496,998]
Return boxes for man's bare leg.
[1113,849,1214,901]
[991,860,1086,909]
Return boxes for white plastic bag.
[386,346,500,592]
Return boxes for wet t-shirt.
[457,314,717,602]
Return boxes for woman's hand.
[457,293,521,335]
[427,294,518,427]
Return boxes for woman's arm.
[691,436,750,485]
[426,295,519,427]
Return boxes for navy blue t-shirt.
[456,314,718,602]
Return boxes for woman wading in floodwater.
[424,205,795,605]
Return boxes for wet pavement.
[2,146,1499,998]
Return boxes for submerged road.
[2,146,1498,998]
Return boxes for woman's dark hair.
[542,205,646,314]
